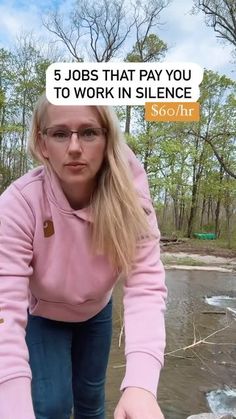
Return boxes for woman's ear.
[38,132,49,159]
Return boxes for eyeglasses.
[42,126,107,144]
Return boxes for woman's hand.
[114,387,164,419]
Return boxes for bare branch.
[195,0,236,48]
[134,0,169,61]
[43,0,170,63]
[165,322,231,356]
[42,11,83,61]
[187,129,236,180]
[75,0,135,62]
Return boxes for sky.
[0,0,235,81]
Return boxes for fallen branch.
[165,323,232,356]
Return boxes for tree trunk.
[225,204,232,248]
[162,189,168,227]
[215,199,221,237]
[215,165,224,237]
[187,181,198,237]
[20,90,26,176]
[171,193,180,230]
[224,175,232,249]
[207,197,211,225]
[125,105,132,135]
[178,194,185,231]
[200,196,206,229]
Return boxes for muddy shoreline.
[161,252,236,272]
[161,241,236,259]
[161,241,236,272]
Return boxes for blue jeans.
[25,299,112,419]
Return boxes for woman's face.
[39,104,107,199]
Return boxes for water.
[207,387,236,416]
[205,296,236,310]
[105,270,236,418]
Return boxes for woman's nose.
[67,132,83,153]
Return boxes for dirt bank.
[161,240,236,259]
[161,241,236,272]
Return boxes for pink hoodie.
[0,145,166,418]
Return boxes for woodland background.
[0,0,235,246]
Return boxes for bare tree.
[130,0,169,62]
[75,0,136,62]
[43,10,84,62]
[194,0,236,48]
[43,0,170,63]
[43,0,136,62]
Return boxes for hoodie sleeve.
[120,145,167,396]
[0,184,35,418]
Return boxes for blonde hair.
[28,94,150,275]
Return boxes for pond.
[105,270,236,418]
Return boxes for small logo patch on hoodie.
[0,308,4,324]
[43,220,54,237]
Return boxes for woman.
[0,94,166,419]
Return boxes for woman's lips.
[65,163,87,171]
[65,162,86,166]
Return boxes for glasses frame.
[41,126,107,144]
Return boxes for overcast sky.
[0,0,235,81]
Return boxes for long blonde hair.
[28,94,151,275]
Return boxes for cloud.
[0,1,42,47]
[160,0,235,79]
[0,0,234,80]
[165,36,233,74]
